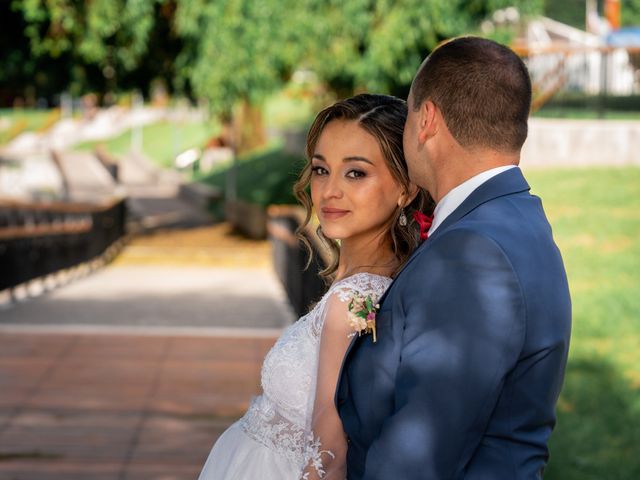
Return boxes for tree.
[0,1,76,106]
[174,0,314,151]
[307,0,543,98]
[543,0,587,29]
[622,0,640,26]
[174,0,543,152]
[11,0,183,100]
[7,0,545,144]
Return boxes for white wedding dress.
[198,272,391,480]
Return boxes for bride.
[198,94,432,479]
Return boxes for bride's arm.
[301,293,353,480]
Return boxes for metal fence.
[266,206,327,318]
[520,45,640,114]
[0,197,126,291]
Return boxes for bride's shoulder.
[310,273,391,339]
[308,273,391,337]
[329,272,392,301]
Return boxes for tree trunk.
[234,99,267,155]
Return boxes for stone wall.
[521,118,640,168]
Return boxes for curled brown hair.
[293,93,434,281]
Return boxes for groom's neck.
[431,145,519,203]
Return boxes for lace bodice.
[238,272,392,473]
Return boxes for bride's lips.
[321,207,350,220]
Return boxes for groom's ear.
[418,100,438,144]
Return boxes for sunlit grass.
[533,107,640,120]
[76,120,217,168]
[0,108,59,144]
[198,144,304,207]
[524,167,640,479]
[264,91,316,129]
[113,224,271,268]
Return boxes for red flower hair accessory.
[413,211,434,241]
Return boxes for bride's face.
[310,119,405,243]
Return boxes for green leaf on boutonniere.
[365,296,373,311]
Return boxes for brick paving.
[0,223,297,479]
[0,332,277,480]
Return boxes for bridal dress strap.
[309,273,392,339]
[301,273,391,479]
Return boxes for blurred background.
[0,0,639,479]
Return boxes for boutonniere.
[347,293,380,343]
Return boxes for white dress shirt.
[428,165,517,236]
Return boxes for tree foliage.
[174,0,316,113]
[16,0,158,70]
[8,0,182,100]
[543,0,586,29]
[5,0,544,108]
[174,0,542,109]
[301,0,542,97]
[543,0,640,29]
[621,0,640,27]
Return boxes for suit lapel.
[393,167,531,276]
[429,167,530,243]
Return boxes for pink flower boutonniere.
[347,293,380,343]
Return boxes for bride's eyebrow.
[311,154,374,165]
[344,156,374,165]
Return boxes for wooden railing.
[0,196,126,291]
[516,45,640,112]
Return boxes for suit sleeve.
[362,228,526,479]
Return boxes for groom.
[336,37,571,479]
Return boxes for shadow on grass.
[546,356,640,480]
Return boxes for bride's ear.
[398,183,420,208]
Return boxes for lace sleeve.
[301,274,390,480]
[301,291,352,480]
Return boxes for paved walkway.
[0,266,292,330]
[0,332,277,480]
[0,225,298,480]
[119,152,214,231]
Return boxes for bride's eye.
[311,166,328,176]
[346,169,366,179]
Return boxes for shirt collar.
[428,165,517,236]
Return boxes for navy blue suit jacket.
[336,168,571,479]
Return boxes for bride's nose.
[322,173,344,200]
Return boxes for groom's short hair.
[411,36,531,153]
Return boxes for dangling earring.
[399,208,408,227]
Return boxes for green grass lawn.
[197,145,305,207]
[264,91,317,129]
[76,120,217,168]
[524,167,640,479]
[0,108,59,145]
[533,107,640,120]
[534,94,640,120]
